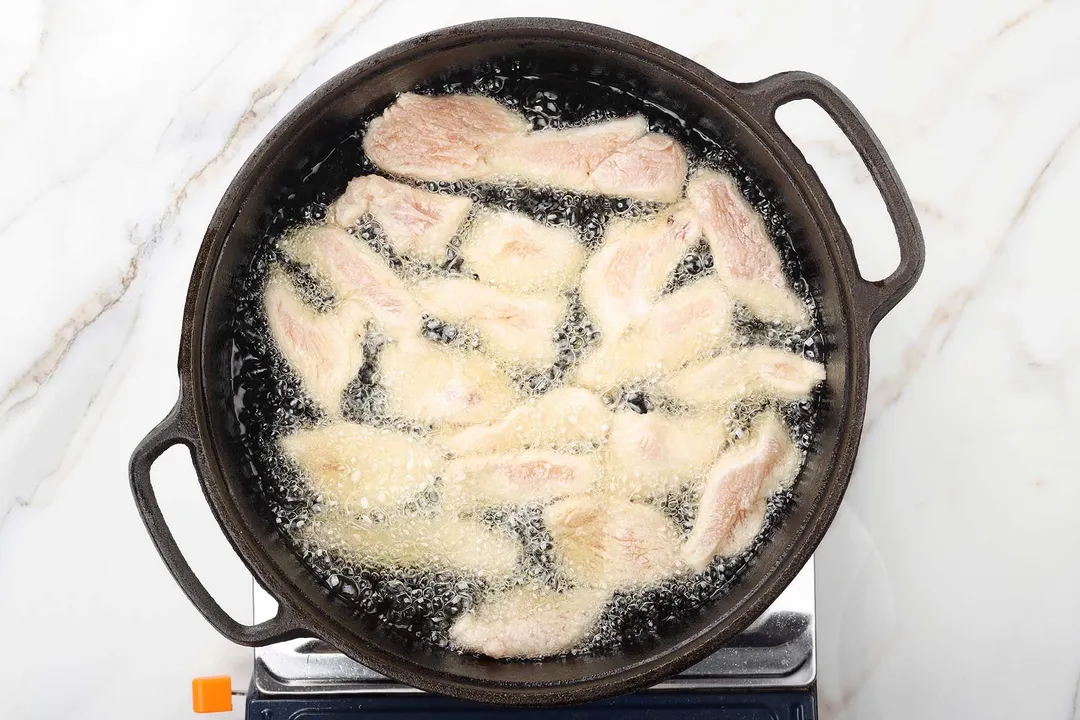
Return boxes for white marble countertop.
[2,1,1079,718]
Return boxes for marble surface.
[2,1,1079,717]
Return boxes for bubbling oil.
[227,56,825,656]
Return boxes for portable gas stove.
[230,559,815,718]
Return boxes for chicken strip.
[681,412,801,571]
[545,495,685,590]
[717,501,768,559]
[379,336,518,426]
[688,170,808,324]
[603,411,726,499]
[442,451,600,510]
[365,93,687,200]
[484,116,646,194]
[459,210,585,293]
[591,132,688,203]
[329,175,473,264]
[580,204,702,338]
[281,225,422,337]
[415,277,566,367]
[281,423,444,512]
[450,585,609,658]
[363,92,530,182]
[659,346,825,410]
[263,268,367,416]
[574,278,734,391]
[303,510,520,580]
[439,387,611,455]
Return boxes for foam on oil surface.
[227,57,825,655]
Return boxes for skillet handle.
[738,71,925,332]
[129,401,304,646]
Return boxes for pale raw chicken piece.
[363,93,529,182]
[591,133,688,203]
[660,346,825,410]
[380,336,518,426]
[281,423,444,512]
[263,268,367,416]
[688,170,808,324]
[365,95,686,201]
[681,412,801,571]
[329,175,473,264]
[303,510,519,580]
[574,278,734,391]
[439,387,610,455]
[580,204,702,338]
[459,210,585,293]
[604,411,726,499]
[717,501,767,558]
[484,116,647,194]
[415,277,567,366]
[545,495,685,589]
[450,585,609,658]
[281,226,422,337]
[442,451,600,510]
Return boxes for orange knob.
[192,675,233,713]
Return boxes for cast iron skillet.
[130,18,923,705]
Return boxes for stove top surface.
[251,559,815,697]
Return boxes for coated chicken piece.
[681,412,801,571]
[580,204,702,338]
[545,494,685,590]
[450,585,609,658]
[363,92,530,182]
[303,510,520,580]
[280,423,444,511]
[573,278,734,391]
[379,336,518,427]
[329,175,473,264]
[281,225,422,337]
[365,93,688,201]
[716,501,768,559]
[415,277,567,367]
[439,387,611,455]
[263,267,367,416]
[590,132,688,203]
[659,346,825,410]
[459,210,585,293]
[687,170,808,324]
[441,451,600,510]
[484,116,647,194]
[603,411,726,499]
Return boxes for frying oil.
[227,56,825,656]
